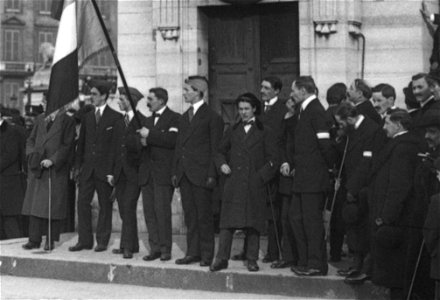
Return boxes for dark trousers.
[116,173,140,252]
[291,192,326,270]
[180,174,214,261]
[216,227,260,261]
[329,187,346,260]
[142,181,173,255]
[266,192,282,260]
[0,215,21,239]
[346,213,370,272]
[77,173,113,247]
[280,195,298,263]
[28,215,61,243]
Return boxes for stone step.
[0,233,387,299]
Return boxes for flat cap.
[185,75,208,94]
[118,87,144,104]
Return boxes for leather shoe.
[262,256,277,263]
[291,265,308,276]
[337,267,358,277]
[247,260,259,272]
[143,252,161,261]
[160,253,171,261]
[231,252,246,261]
[175,256,201,265]
[123,249,133,259]
[69,243,93,252]
[271,260,294,269]
[344,272,370,285]
[94,245,107,252]
[297,267,324,276]
[44,241,54,251]
[22,241,40,250]
[112,248,123,254]
[200,260,212,267]
[210,259,228,272]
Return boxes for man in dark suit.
[172,76,224,267]
[412,73,440,129]
[289,76,335,276]
[70,81,122,252]
[135,87,180,262]
[333,102,386,284]
[372,83,397,122]
[0,108,26,239]
[108,87,143,259]
[347,79,382,125]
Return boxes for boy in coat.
[210,93,278,272]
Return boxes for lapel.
[181,102,207,145]
[44,114,62,143]
[347,120,368,151]
[244,123,262,149]
[96,106,108,133]
[154,107,169,129]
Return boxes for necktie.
[243,120,254,126]
[188,106,194,122]
[264,105,271,113]
[95,109,101,125]
[153,112,161,126]
[124,114,130,127]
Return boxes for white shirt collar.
[420,96,435,108]
[126,110,134,121]
[156,105,167,115]
[301,95,317,111]
[96,104,106,114]
[354,115,365,130]
[393,130,408,138]
[0,119,3,126]
[265,96,278,107]
[191,99,204,115]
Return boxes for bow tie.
[243,120,254,126]
[153,112,161,118]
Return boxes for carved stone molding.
[314,20,338,35]
[348,20,362,34]
[157,26,180,41]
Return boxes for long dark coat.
[368,132,420,288]
[424,194,440,280]
[22,113,76,220]
[215,119,278,233]
[0,121,26,215]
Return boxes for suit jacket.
[424,194,440,280]
[215,119,278,232]
[292,98,335,193]
[109,118,139,185]
[130,107,180,186]
[22,113,76,219]
[173,102,224,187]
[260,98,288,149]
[356,100,382,125]
[75,105,122,181]
[0,121,26,215]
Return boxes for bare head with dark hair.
[372,83,396,115]
[261,76,282,102]
[426,75,440,101]
[347,78,372,104]
[290,76,317,104]
[148,87,168,113]
[403,81,420,110]
[236,92,261,116]
[334,101,360,131]
[383,108,412,138]
[326,83,347,106]
[412,72,433,105]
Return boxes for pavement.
[0,233,388,299]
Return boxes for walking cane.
[323,136,349,241]
[406,240,425,300]
[47,167,52,252]
[266,184,282,260]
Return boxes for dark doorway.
[202,3,300,126]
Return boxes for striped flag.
[46,0,108,115]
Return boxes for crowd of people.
[0,73,439,300]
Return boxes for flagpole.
[90,0,141,127]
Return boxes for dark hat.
[118,87,144,104]
[374,225,404,249]
[89,79,113,95]
[185,76,208,94]
[417,109,440,128]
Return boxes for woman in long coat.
[210,93,279,272]
[21,111,76,250]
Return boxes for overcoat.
[21,113,76,220]
[215,119,278,233]
[368,132,420,288]
[424,193,440,280]
[0,121,26,215]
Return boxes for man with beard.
[333,102,386,284]
[136,87,180,262]
[411,73,440,131]
[346,79,382,125]
[369,109,420,299]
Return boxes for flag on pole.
[46,0,109,115]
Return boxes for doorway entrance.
[201,2,300,126]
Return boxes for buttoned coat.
[75,105,122,181]
[292,98,335,193]
[22,113,76,219]
[173,103,224,187]
[424,194,440,280]
[368,133,421,288]
[356,100,382,125]
[0,121,26,215]
[215,120,279,233]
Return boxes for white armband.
[316,132,330,139]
